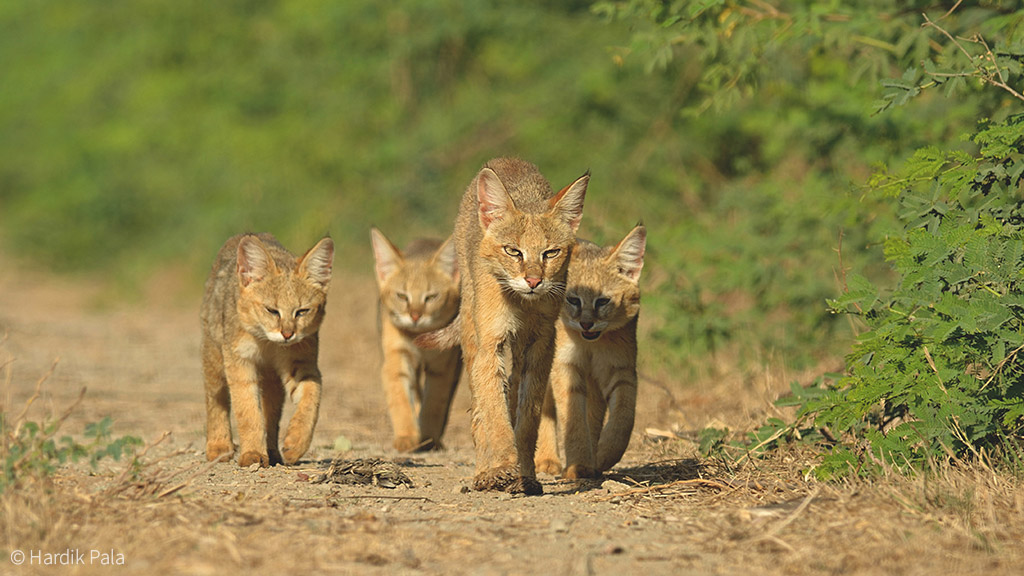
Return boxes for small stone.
[452,484,470,494]
[602,479,630,493]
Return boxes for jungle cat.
[535,224,646,479]
[201,233,334,467]
[370,227,462,452]
[449,157,589,495]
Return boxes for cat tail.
[414,313,462,350]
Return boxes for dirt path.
[2,263,1022,575]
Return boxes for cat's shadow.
[544,458,704,495]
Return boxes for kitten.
[200,233,334,467]
[371,228,461,452]
[535,225,646,479]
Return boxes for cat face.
[476,167,588,301]
[236,236,334,345]
[372,229,460,333]
[561,225,646,341]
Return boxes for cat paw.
[415,438,444,452]
[564,464,600,480]
[535,458,562,476]
[281,445,306,465]
[508,476,543,496]
[393,436,420,453]
[238,451,269,468]
[472,467,543,494]
[472,466,519,492]
[267,449,284,466]
[205,441,234,463]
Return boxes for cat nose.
[281,329,294,340]
[524,276,542,289]
[409,311,422,323]
[580,321,594,331]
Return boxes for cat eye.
[542,248,561,259]
[566,297,581,308]
[295,308,310,318]
[595,297,611,308]
[265,307,280,317]
[503,246,522,259]
[396,292,409,302]
[424,293,438,303]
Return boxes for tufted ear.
[237,235,278,287]
[432,235,459,283]
[610,224,646,283]
[370,228,402,287]
[477,167,516,230]
[299,236,335,289]
[548,171,588,233]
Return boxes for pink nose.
[525,277,542,289]
[282,330,294,340]
[410,311,422,323]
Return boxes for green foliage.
[812,113,1024,476]
[1,414,143,493]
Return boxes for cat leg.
[596,373,637,472]
[468,337,519,492]
[418,349,461,451]
[381,338,422,452]
[507,342,552,495]
[224,359,268,467]
[534,379,562,476]
[562,368,600,480]
[281,359,322,465]
[261,372,285,466]
[202,340,234,462]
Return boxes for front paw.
[281,444,306,465]
[472,467,543,495]
[238,451,269,467]
[473,466,518,492]
[564,463,600,480]
[206,440,234,463]
[535,458,562,476]
[393,435,420,453]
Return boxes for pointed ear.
[548,171,588,233]
[299,236,335,289]
[370,228,402,286]
[237,235,278,287]
[477,167,515,230]
[431,235,459,283]
[611,224,646,283]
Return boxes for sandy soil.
[1,262,1023,576]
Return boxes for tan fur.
[371,228,462,452]
[535,225,646,479]
[451,157,588,495]
[200,233,334,467]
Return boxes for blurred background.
[1,0,1018,380]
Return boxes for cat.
[534,224,646,479]
[370,227,462,452]
[447,157,588,495]
[200,232,334,467]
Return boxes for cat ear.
[299,236,335,289]
[611,224,646,283]
[432,235,459,283]
[548,171,588,233]
[237,235,278,287]
[370,228,403,286]
[477,167,515,229]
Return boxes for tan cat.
[200,233,334,467]
[448,157,588,495]
[370,227,462,452]
[535,224,646,479]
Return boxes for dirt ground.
[2,259,1023,576]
